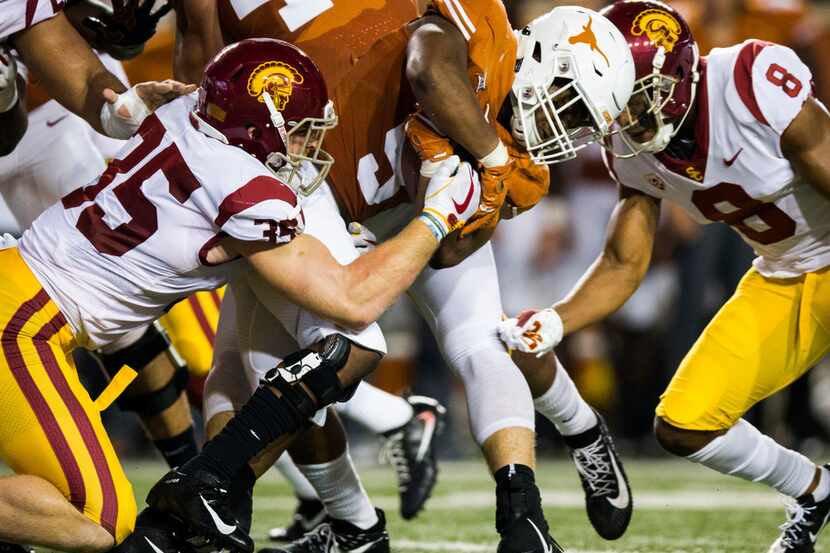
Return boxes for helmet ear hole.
[246,125,261,140]
[532,42,543,63]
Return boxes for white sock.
[813,467,830,501]
[534,356,598,436]
[334,382,414,434]
[298,449,379,529]
[274,452,317,501]
[687,418,817,498]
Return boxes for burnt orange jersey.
[217,0,419,90]
[217,0,527,222]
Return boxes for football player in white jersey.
[0,0,209,485]
[0,0,195,154]
[499,2,830,552]
[0,38,479,553]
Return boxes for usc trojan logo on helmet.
[630,9,681,53]
[246,60,304,109]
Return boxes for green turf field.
[119,457,826,553]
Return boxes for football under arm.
[235,220,439,330]
[172,0,224,83]
[12,12,127,135]
[405,16,500,160]
[781,97,830,200]
[553,186,660,335]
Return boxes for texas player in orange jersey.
[163,2,635,552]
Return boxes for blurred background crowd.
[83,0,830,463]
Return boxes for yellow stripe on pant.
[657,266,830,431]
[0,248,136,543]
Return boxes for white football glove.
[348,222,377,255]
[0,46,19,113]
[498,308,564,357]
[419,155,481,240]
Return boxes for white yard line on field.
[394,541,615,553]
[253,489,787,512]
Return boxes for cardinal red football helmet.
[192,38,337,195]
[600,0,700,156]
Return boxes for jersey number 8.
[766,63,803,98]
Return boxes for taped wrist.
[100,86,151,139]
[479,141,509,169]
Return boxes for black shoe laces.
[572,437,617,497]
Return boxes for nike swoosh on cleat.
[810,509,830,542]
[606,448,630,510]
[527,519,553,553]
[415,411,437,463]
[452,173,475,213]
[200,495,238,535]
[144,537,165,553]
[346,537,387,553]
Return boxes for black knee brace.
[261,333,353,421]
[95,322,189,417]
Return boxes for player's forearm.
[13,14,127,134]
[554,252,647,335]
[173,0,223,83]
[337,220,438,328]
[409,64,499,160]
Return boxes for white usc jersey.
[607,39,830,278]
[18,93,303,348]
[0,0,63,41]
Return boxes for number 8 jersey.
[17,94,303,349]
[606,39,830,278]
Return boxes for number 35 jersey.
[607,39,830,279]
[17,93,303,349]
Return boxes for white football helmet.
[511,6,635,165]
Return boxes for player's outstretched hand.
[419,156,481,240]
[100,80,197,139]
[0,47,19,113]
[498,308,563,357]
[107,79,198,113]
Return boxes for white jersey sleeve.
[726,40,812,140]
[215,175,304,244]
[0,0,64,42]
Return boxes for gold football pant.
[158,288,224,378]
[657,266,830,431]
[0,248,136,543]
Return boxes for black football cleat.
[768,471,830,553]
[110,507,192,553]
[267,498,327,542]
[496,465,564,553]
[564,410,632,540]
[259,508,390,553]
[146,468,253,553]
[379,395,446,519]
